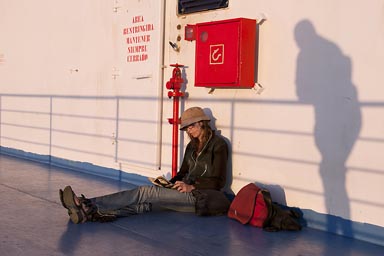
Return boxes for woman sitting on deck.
[59,107,229,224]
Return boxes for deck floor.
[0,154,382,256]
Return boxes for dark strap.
[261,189,275,230]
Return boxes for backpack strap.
[260,189,275,230]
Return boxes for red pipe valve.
[166,64,184,91]
[166,63,185,177]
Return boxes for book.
[148,176,175,189]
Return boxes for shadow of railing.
[1,93,383,170]
[0,93,383,245]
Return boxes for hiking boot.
[62,186,87,224]
[90,210,117,223]
[60,187,117,224]
[78,194,117,223]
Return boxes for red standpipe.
[166,64,185,178]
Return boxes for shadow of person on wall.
[294,20,361,238]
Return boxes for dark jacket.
[170,131,228,190]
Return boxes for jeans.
[91,185,196,217]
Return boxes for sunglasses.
[184,122,199,130]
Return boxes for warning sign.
[123,15,154,63]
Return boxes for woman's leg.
[91,185,196,217]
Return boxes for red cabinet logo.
[209,44,224,65]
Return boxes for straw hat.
[179,107,210,130]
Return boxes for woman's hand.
[173,181,195,193]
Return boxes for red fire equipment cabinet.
[185,18,257,88]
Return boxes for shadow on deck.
[0,155,382,256]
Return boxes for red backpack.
[228,183,272,227]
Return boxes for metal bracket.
[253,83,265,94]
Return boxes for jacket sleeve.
[194,139,228,190]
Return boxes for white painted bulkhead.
[0,0,383,240]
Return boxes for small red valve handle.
[170,63,184,68]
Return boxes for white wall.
[0,0,165,176]
[0,0,383,230]
[163,0,384,228]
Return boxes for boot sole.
[59,189,68,209]
[62,186,84,224]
